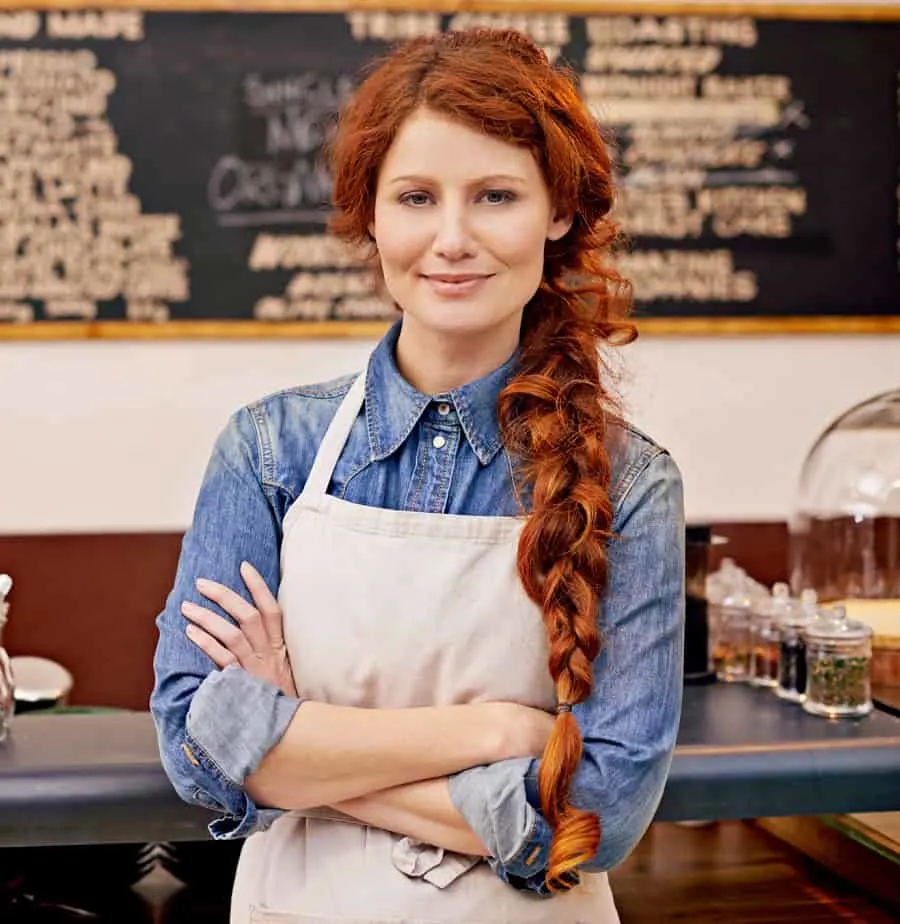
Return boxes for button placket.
[407,416,459,513]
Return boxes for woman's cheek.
[480,212,548,263]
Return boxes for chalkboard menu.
[0,3,898,338]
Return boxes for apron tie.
[391,838,482,889]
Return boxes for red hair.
[328,28,635,891]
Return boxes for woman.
[151,28,684,924]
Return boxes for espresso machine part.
[684,525,716,685]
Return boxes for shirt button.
[432,435,447,449]
[437,402,451,416]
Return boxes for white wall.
[1,333,898,534]
[1,0,898,535]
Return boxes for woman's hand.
[182,561,298,698]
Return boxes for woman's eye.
[481,189,515,205]
[397,189,515,206]
[399,191,432,207]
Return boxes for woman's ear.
[547,211,573,242]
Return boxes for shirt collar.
[365,320,519,466]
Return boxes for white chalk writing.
[0,47,187,321]
[582,15,812,304]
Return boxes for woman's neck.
[394,317,519,395]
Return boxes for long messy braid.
[499,263,634,890]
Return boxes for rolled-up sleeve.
[449,449,685,891]
[150,408,302,839]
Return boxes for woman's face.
[371,108,571,349]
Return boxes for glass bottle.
[776,588,815,702]
[803,605,873,718]
[0,574,14,743]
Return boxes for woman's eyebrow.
[385,173,529,186]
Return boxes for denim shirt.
[150,320,685,897]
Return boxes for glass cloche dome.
[789,389,900,607]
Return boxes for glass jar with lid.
[749,583,785,688]
[803,605,873,718]
[776,588,816,702]
[709,577,758,683]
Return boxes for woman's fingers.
[185,623,238,670]
[195,576,270,653]
[182,601,255,665]
[239,561,286,647]
[186,570,297,698]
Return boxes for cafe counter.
[1,683,900,848]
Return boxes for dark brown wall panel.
[0,533,181,711]
[709,522,789,589]
[0,524,788,710]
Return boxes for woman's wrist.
[468,702,553,765]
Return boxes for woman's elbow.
[583,813,653,872]
[578,766,670,872]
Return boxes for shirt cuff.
[185,664,301,839]
[448,757,554,896]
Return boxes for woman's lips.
[422,274,493,298]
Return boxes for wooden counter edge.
[2,1,900,22]
[2,315,900,340]
[756,815,900,912]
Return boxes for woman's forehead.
[379,109,542,183]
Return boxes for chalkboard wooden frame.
[0,0,898,339]
[4,2,900,20]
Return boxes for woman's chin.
[401,302,520,340]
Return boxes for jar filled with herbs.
[803,605,873,718]
[776,588,816,702]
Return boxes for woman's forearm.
[333,778,490,857]
[245,700,545,811]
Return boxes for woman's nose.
[431,206,475,261]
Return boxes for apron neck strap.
[303,360,369,498]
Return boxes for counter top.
[1,683,899,848]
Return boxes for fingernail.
[181,601,196,615]
[196,578,211,590]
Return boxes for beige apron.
[231,362,619,924]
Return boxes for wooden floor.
[610,821,898,923]
[5,821,894,922]
[154,821,898,922]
